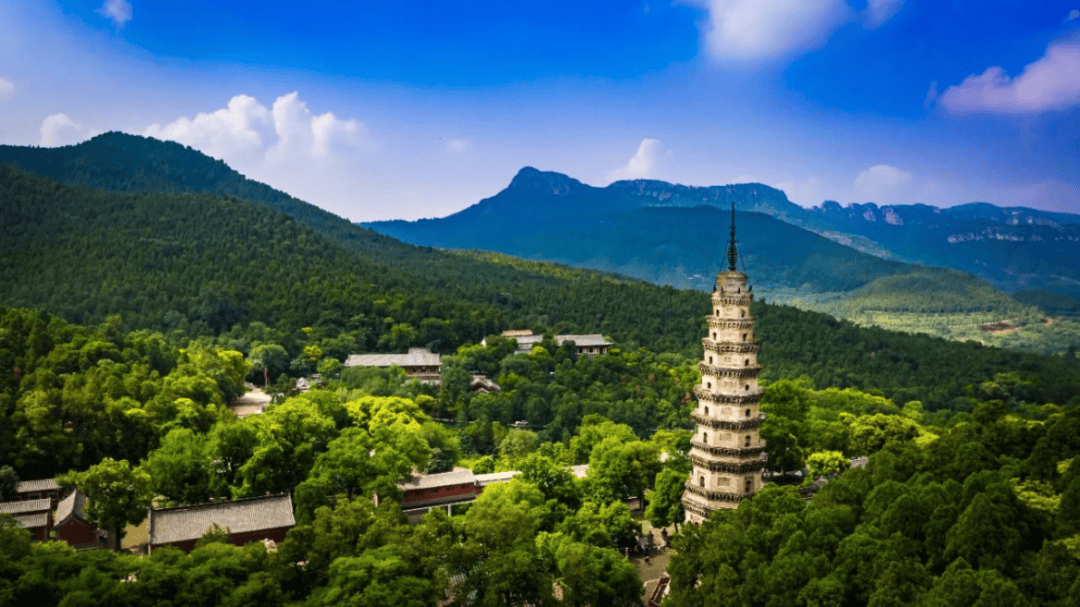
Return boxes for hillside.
[2,162,1077,409]
[371,170,945,291]
[807,200,1080,298]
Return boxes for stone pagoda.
[682,205,767,524]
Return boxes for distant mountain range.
[365,168,1076,317]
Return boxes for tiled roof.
[570,464,590,479]
[345,347,441,368]
[13,512,49,529]
[400,468,476,491]
[56,490,87,525]
[474,471,520,486]
[149,495,295,546]
[0,498,51,515]
[554,334,612,347]
[512,334,611,350]
[16,478,59,493]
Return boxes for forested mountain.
[0,164,708,356]
[807,200,1080,298]
[1,162,1076,411]
[3,135,1080,607]
[366,166,1080,308]
[366,169,1011,305]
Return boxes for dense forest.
[1,307,1079,606]
[2,134,1080,606]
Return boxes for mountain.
[366,168,1025,312]
[806,200,1080,298]
[2,141,1077,409]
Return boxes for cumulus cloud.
[607,138,666,181]
[268,92,364,161]
[40,113,86,147]
[863,0,904,28]
[689,0,852,62]
[1068,9,1079,21]
[145,94,272,159]
[852,164,912,202]
[144,92,366,164]
[939,43,1080,114]
[98,0,132,28]
[0,77,13,101]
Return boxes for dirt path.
[230,387,271,418]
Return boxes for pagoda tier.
[683,267,767,524]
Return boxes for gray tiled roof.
[149,495,295,546]
[13,512,49,529]
[16,478,59,493]
[474,471,521,486]
[345,347,441,368]
[0,498,51,515]
[512,334,611,349]
[400,467,476,491]
[554,334,612,347]
[56,490,87,525]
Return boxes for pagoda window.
[703,432,708,443]
[745,408,751,417]
[744,435,751,447]
[704,406,709,415]
[706,382,712,389]
[708,356,713,364]
[744,384,750,391]
[713,332,717,339]
[740,310,745,318]
[744,359,749,366]
[742,333,747,340]
[699,476,705,487]
[744,478,752,493]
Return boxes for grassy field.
[762,287,1080,357]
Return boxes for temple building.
[682,206,767,524]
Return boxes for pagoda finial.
[727,202,738,272]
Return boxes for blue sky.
[1,1,1078,221]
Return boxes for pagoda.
[682,205,767,524]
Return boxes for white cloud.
[445,138,469,153]
[39,113,86,147]
[145,94,272,159]
[0,77,13,101]
[863,0,904,28]
[689,0,853,62]
[852,164,912,202]
[773,176,826,207]
[607,138,666,181]
[267,92,365,161]
[97,0,132,28]
[939,43,1080,114]
[143,92,366,164]
[1068,9,1079,21]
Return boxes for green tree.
[646,468,687,532]
[66,457,153,550]
[585,438,660,503]
[0,466,18,501]
[806,451,851,479]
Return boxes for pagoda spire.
[727,203,738,272]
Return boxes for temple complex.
[682,206,767,524]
